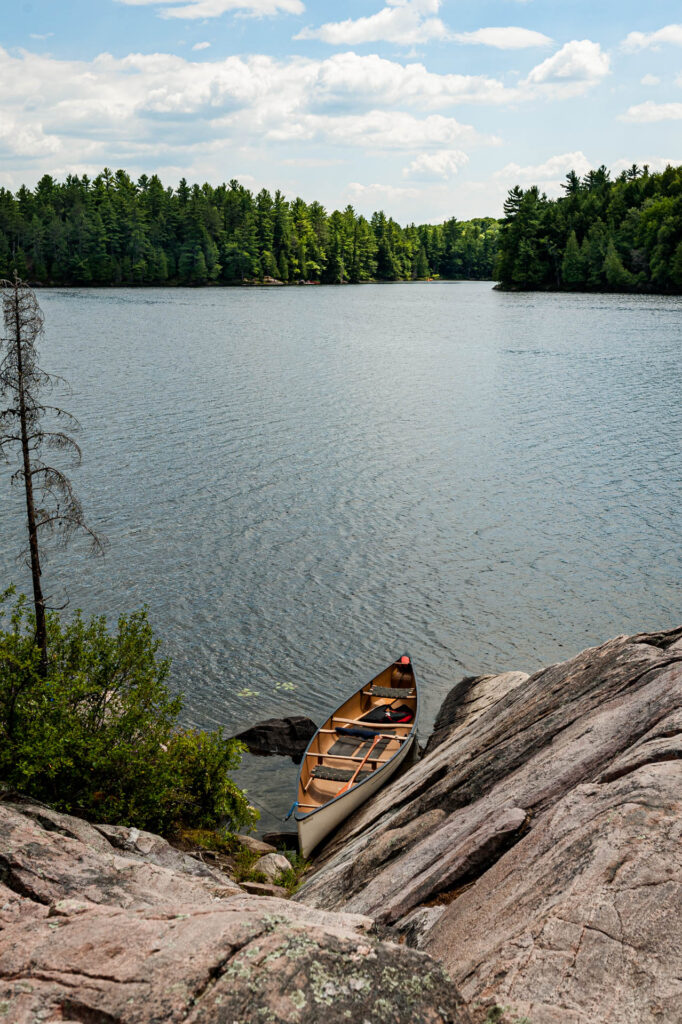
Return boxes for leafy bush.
[0,588,257,835]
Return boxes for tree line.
[496,162,682,293]
[0,169,499,286]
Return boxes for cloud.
[192,41,211,50]
[403,149,469,179]
[347,182,420,201]
[267,110,494,149]
[0,39,610,192]
[29,32,54,40]
[452,27,552,50]
[493,151,592,186]
[0,44,499,184]
[622,24,682,52]
[611,156,681,173]
[523,40,610,96]
[295,0,449,46]
[622,101,682,122]
[640,74,660,86]
[116,0,304,19]
[310,52,517,109]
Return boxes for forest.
[495,162,682,293]
[0,170,498,286]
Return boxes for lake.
[1,282,680,830]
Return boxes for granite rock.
[296,626,682,1024]
[0,801,470,1023]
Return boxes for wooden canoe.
[293,655,419,858]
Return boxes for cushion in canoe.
[360,703,414,724]
[369,685,415,698]
[311,765,373,783]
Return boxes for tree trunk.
[13,282,47,675]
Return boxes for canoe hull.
[295,730,416,858]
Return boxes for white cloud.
[192,41,211,50]
[622,101,682,122]
[493,151,592,186]
[0,44,500,185]
[452,27,552,50]
[0,38,611,193]
[30,32,54,40]
[611,156,680,173]
[640,74,660,86]
[622,24,682,52]
[296,0,449,46]
[267,110,494,149]
[311,52,517,109]
[116,0,304,19]
[524,40,610,96]
[403,149,469,179]
[347,182,420,201]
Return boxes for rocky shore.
[2,625,681,1023]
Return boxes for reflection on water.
[1,283,680,831]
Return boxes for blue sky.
[3,0,682,220]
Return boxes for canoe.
[293,655,419,858]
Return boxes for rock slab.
[0,800,470,1023]
[297,626,682,1024]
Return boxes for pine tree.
[0,278,104,672]
[603,238,635,289]
[561,230,586,287]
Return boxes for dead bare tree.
[0,275,105,674]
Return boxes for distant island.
[0,169,497,286]
[1,163,680,293]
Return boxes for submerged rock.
[296,625,682,1024]
[234,714,317,761]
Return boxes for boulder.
[296,625,682,1024]
[256,852,293,882]
[235,833,277,854]
[0,801,470,1023]
[234,715,317,761]
[0,801,241,909]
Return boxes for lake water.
[1,283,680,830]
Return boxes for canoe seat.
[369,686,415,698]
[311,765,373,783]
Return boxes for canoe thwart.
[332,715,412,729]
[368,685,415,698]
[311,765,373,783]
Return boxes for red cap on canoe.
[400,655,410,664]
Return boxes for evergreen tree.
[603,238,635,289]
[561,230,586,287]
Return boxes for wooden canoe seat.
[311,765,373,783]
[332,715,412,729]
[369,685,415,698]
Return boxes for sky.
[2,0,682,221]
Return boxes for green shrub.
[0,588,257,835]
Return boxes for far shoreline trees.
[495,163,682,293]
[0,170,499,287]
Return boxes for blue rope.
[283,800,298,821]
